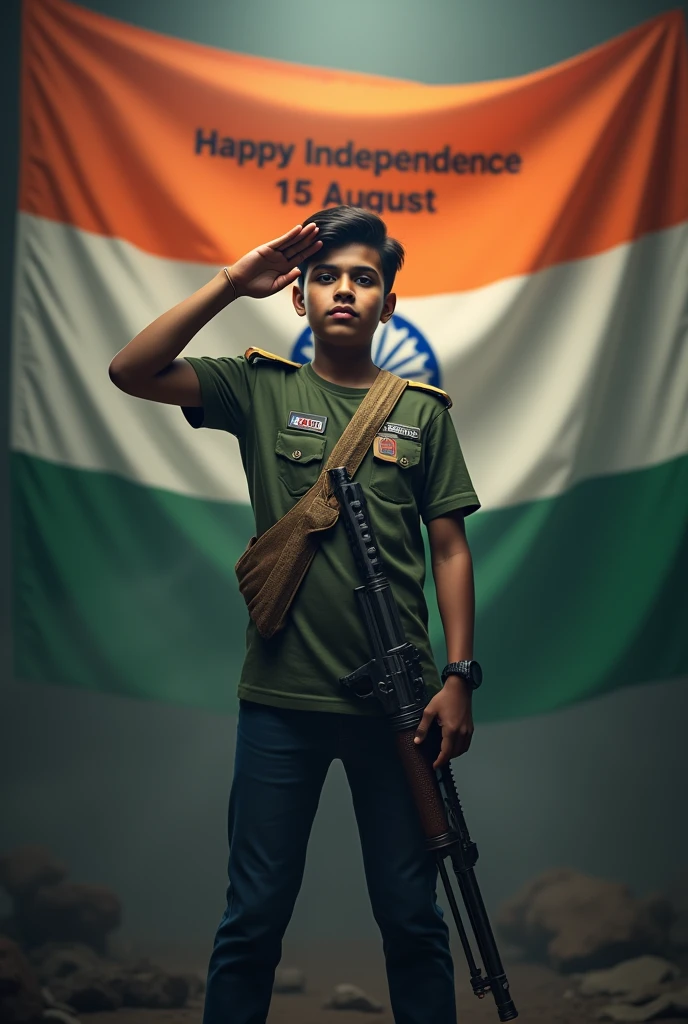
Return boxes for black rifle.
[329,466,518,1022]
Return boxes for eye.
[356,275,373,286]
[316,273,335,283]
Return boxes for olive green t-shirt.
[182,353,480,716]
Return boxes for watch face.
[470,661,483,687]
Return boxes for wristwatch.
[441,659,483,689]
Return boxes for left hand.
[413,677,474,769]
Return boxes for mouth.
[328,306,358,320]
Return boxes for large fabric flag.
[12,0,688,722]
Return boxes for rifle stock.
[329,466,518,1022]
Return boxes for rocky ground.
[3,845,688,1024]
[77,938,688,1024]
[69,967,688,1024]
[76,950,604,1024]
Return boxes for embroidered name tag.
[287,410,328,434]
[381,421,421,441]
[373,435,397,462]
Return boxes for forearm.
[109,268,235,385]
[431,548,475,663]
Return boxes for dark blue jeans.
[202,699,456,1024]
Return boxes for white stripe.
[11,214,688,510]
[404,226,688,506]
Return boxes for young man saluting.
[109,205,482,1024]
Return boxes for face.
[292,242,396,349]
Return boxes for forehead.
[306,242,383,278]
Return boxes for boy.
[109,206,481,1024]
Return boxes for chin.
[318,320,368,339]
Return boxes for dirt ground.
[79,938,675,1024]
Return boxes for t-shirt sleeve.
[420,407,481,523]
[180,355,252,437]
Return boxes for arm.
[429,509,475,666]
[108,222,322,406]
[108,270,236,405]
[414,509,476,768]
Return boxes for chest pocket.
[275,430,327,497]
[369,436,422,504]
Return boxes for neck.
[310,341,379,388]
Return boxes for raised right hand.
[228,223,322,299]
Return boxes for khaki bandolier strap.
[235,368,409,639]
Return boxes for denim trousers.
[202,698,457,1024]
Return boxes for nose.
[334,276,355,301]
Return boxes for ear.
[380,291,397,324]
[292,282,307,317]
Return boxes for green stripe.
[11,452,688,722]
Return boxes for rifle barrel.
[329,466,518,1021]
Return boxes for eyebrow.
[311,263,380,277]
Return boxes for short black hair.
[298,206,405,295]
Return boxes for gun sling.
[235,368,408,638]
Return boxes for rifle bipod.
[432,758,517,1020]
[392,722,518,1021]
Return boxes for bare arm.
[108,270,235,405]
[108,222,322,406]
[414,509,476,767]
[427,509,475,665]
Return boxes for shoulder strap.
[406,379,452,409]
[323,368,408,490]
[244,347,302,369]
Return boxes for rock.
[497,869,675,972]
[673,986,688,1012]
[19,884,121,952]
[0,849,68,904]
[48,969,123,1013]
[671,916,688,951]
[578,955,681,999]
[638,893,676,935]
[595,994,675,1021]
[323,983,384,1012]
[595,985,688,1021]
[41,987,79,1014]
[31,944,102,983]
[273,967,306,993]
[42,1011,80,1024]
[617,986,679,1008]
[667,871,688,952]
[121,968,189,1009]
[48,959,190,1012]
[0,936,44,1023]
[180,971,205,999]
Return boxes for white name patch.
[381,421,421,441]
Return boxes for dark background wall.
[1,0,687,953]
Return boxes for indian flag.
[12,0,688,722]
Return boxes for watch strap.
[441,659,481,688]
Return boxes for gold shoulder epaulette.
[245,347,303,369]
[406,380,452,409]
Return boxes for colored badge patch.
[374,435,397,462]
[287,410,327,433]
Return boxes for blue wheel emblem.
[290,313,440,388]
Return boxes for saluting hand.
[228,223,322,300]
[414,677,474,769]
